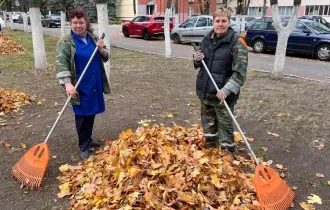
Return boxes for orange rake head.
[254,164,295,210]
[12,143,49,189]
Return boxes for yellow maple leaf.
[198,157,209,164]
[59,164,70,172]
[167,113,173,118]
[307,194,322,204]
[57,182,71,198]
[300,202,316,210]
[19,143,27,149]
[328,181,330,185]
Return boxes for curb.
[112,45,330,84]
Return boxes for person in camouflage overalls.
[56,8,111,160]
[193,8,248,158]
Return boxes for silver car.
[171,15,240,44]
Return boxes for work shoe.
[90,140,102,147]
[80,150,89,160]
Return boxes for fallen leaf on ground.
[307,194,322,204]
[277,113,291,117]
[19,143,27,149]
[57,124,260,209]
[167,113,173,118]
[316,173,324,178]
[267,132,280,137]
[261,147,268,151]
[300,202,316,210]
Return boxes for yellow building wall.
[116,0,137,21]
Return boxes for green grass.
[0,29,59,71]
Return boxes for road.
[9,23,330,82]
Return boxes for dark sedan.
[245,19,330,61]
[42,15,61,28]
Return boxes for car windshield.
[305,21,330,33]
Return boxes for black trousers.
[75,115,95,152]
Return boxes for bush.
[108,18,122,25]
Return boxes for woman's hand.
[65,83,78,98]
[193,51,204,61]
[216,90,228,102]
[96,39,104,53]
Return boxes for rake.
[192,43,294,210]
[12,33,105,189]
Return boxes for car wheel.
[252,39,265,53]
[143,29,150,40]
[123,28,130,37]
[172,33,181,44]
[316,44,330,61]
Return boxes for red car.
[122,15,173,40]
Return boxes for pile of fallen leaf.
[58,124,260,210]
[0,31,25,54]
[0,88,32,114]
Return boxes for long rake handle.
[44,33,105,144]
[192,43,259,165]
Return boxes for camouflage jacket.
[56,28,111,104]
[194,29,248,97]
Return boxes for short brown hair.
[213,8,231,21]
[70,8,91,28]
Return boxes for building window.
[278,6,293,16]
[248,7,263,16]
[305,5,330,16]
[188,7,194,17]
[147,5,154,15]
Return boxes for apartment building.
[116,0,330,23]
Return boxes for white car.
[12,12,21,22]
[171,15,240,44]
[0,16,5,30]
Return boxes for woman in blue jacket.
[56,8,111,160]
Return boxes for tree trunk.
[133,0,136,16]
[60,11,66,36]
[199,0,203,15]
[22,12,30,33]
[164,8,171,58]
[262,0,267,17]
[29,7,48,70]
[96,2,111,86]
[2,11,6,28]
[8,12,13,29]
[59,0,66,36]
[271,3,300,77]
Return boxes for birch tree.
[59,0,66,36]
[28,0,48,70]
[262,0,267,17]
[22,12,30,33]
[236,0,250,32]
[164,0,172,58]
[271,0,301,77]
[96,0,111,84]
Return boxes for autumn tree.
[28,0,48,70]
[271,0,301,77]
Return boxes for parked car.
[12,12,21,22]
[170,15,239,44]
[18,13,44,25]
[299,16,330,28]
[42,15,61,27]
[0,16,5,30]
[122,15,173,40]
[245,18,330,61]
